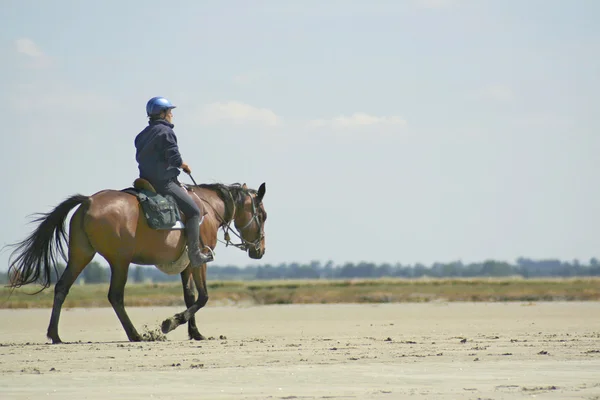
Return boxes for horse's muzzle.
[249,247,264,259]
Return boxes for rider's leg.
[153,178,213,265]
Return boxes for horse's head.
[233,182,267,259]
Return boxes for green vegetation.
[2,257,599,309]
[2,277,599,309]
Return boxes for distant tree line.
[1,257,599,285]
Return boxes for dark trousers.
[150,178,201,220]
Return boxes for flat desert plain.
[1,302,599,399]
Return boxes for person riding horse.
[134,96,213,266]
[6,98,266,342]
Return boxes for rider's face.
[164,109,174,123]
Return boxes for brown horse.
[5,180,267,343]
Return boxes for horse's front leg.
[178,266,206,340]
[161,263,209,335]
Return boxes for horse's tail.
[6,194,90,291]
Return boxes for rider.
[134,96,213,265]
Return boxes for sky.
[0,0,599,271]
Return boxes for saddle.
[121,178,199,231]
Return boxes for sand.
[1,302,599,399]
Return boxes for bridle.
[220,191,264,252]
[194,184,264,253]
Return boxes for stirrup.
[202,245,215,262]
[199,253,213,263]
[189,246,214,266]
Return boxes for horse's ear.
[257,182,266,202]
[242,183,248,190]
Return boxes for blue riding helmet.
[146,96,176,116]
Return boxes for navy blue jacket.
[134,119,183,183]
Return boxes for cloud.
[308,112,407,129]
[15,38,44,57]
[197,101,281,127]
[11,83,119,114]
[14,38,52,68]
[477,84,514,102]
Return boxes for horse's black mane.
[196,183,256,221]
[198,182,255,203]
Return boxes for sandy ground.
[0,302,599,399]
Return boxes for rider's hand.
[181,162,191,174]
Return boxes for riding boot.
[185,215,214,266]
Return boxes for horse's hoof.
[161,318,176,334]
[189,331,206,341]
[47,333,62,344]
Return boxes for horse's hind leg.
[180,266,205,340]
[47,214,96,344]
[107,261,142,342]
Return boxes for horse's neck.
[194,188,231,225]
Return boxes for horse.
[5,179,267,343]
